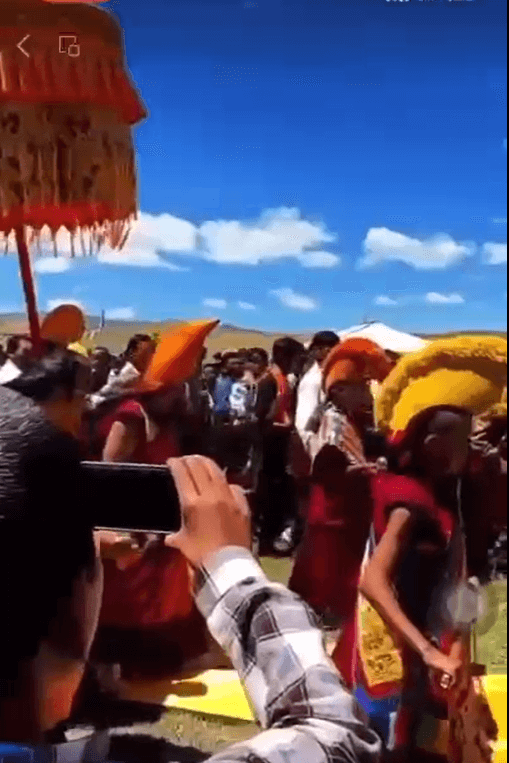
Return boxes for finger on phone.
[167,457,199,503]
[229,485,251,518]
[199,456,232,489]
[185,455,221,493]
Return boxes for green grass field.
[116,560,507,760]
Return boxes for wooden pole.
[15,227,41,349]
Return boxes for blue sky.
[1,0,507,334]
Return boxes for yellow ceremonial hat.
[376,335,507,436]
[68,342,89,357]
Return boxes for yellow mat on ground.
[121,669,256,722]
[482,675,507,763]
[121,671,506,742]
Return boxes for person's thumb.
[164,531,186,553]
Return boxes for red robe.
[93,399,209,676]
[289,409,373,623]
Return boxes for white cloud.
[46,298,86,312]
[270,288,319,312]
[237,301,257,310]
[493,218,507,225]
[482,242,507,265]
[374,295,399,307]
[425,292,465,305]
[97,213,195,270]
[34,257,72,275]
[198,207,339,267]
[360,228,476,270]
[10,209,340,271]
[104,307,137,321]
[299,251,341,268]
[203,298,228,310]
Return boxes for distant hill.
[0,314,506,356]
[0,313,311,356]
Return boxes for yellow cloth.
[376,335,507,434]
[120,669,255,722]
[482,675,507,763]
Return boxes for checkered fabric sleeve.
[194,548,382,763]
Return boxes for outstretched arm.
[165,456,382,763]
[199,548,382,763]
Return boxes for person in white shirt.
[88,334,155,409]
[295,331,339,446]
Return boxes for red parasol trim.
[15,228,41,348]
[0,202,136,237]
[0,34,146,125]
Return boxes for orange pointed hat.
[41,304,86,346]
[138,319,220,393]
[323,338,393,392]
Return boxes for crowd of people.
[0,313,507,763]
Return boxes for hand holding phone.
[165,456,252,569]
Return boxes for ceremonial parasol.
[0,0,146,347]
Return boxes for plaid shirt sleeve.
[194,548,382,763]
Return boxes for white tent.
[337,322,428,355]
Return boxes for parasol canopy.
[0,0,146,345]
[337,322,429,355]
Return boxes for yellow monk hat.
[376,335,507,436]
[488,387,508,420]
[68,342,89,357]
[138,319,220,393]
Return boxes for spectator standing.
[89,347,112,394]
[295,331,339,446]
[246,347,269,383]
[211,352,242,423]
[291,332,340,547]
[255,337,305,554]
[202,363,219,395]
[88,334,156,409]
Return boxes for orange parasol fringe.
[1,218,135,258]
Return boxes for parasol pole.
[15,227,41,349]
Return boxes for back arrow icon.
[17,34,31,58]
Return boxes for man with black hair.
[254,337,305,554]
[88,334,155,409]
[211,352,242,423]
[0,335,34,384]
[90,347,112,394]
[295,331,339,446]
[0,349,108,759]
